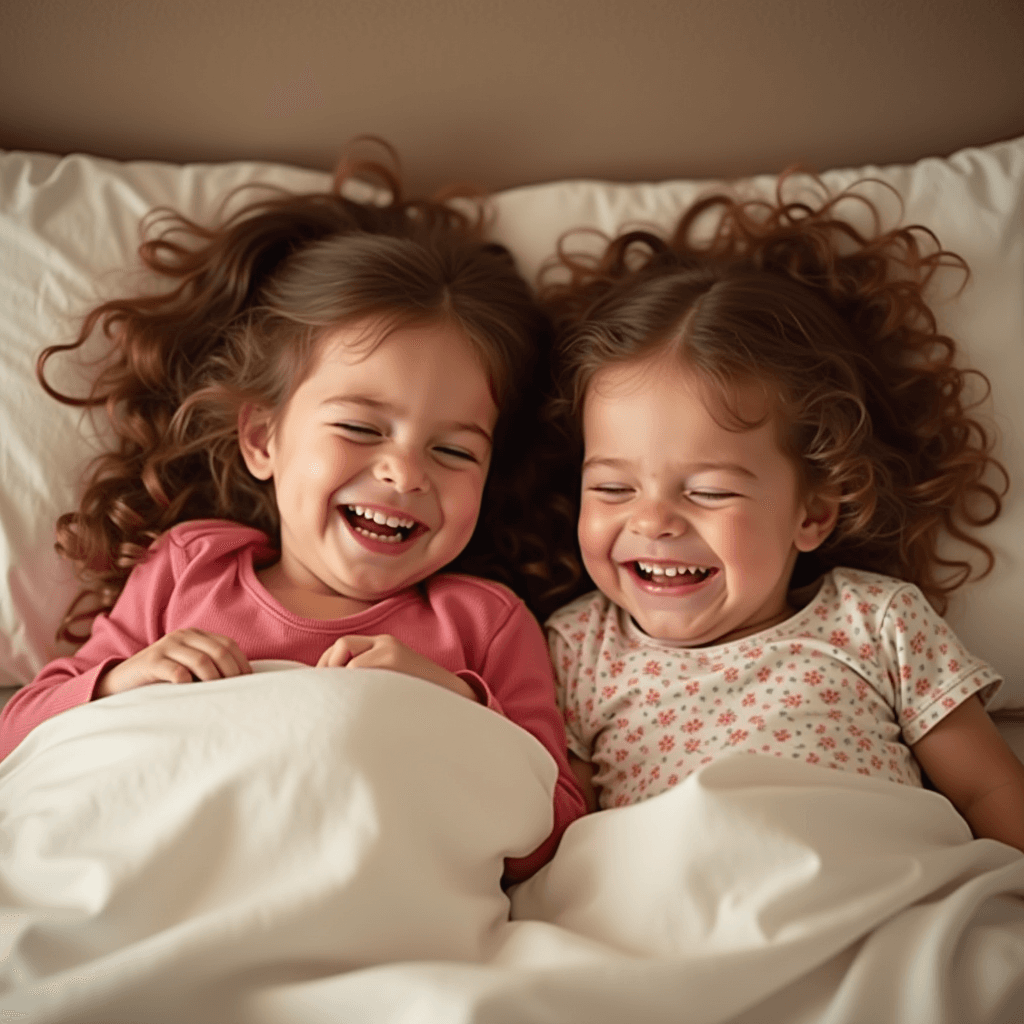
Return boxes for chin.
[629,610,676,641]
[629,609,704,645]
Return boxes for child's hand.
[317,634,479,702]
[94,629,252,698]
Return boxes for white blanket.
[2,665,1023,1023]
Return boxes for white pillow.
[0,152,332,686]
[2,140,1022,708]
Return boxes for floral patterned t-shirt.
[547,568,1001,809]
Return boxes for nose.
[629,498,686,540]
[373,445,429,493]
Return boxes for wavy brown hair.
[39,153,555,641]
[541,176,1008,613]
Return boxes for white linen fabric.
[2,665,1023,1023]
[0,665,557,1019]
[2,138,1024,704]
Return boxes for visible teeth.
[636,562,709,578]
[346,505,415,530]
[354,526,404,543]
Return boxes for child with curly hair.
[0,156,585,880]
[543,180,1024,852]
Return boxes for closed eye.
[336,423,381,438]
[590,485,634,497]
[689,490,738,502]
[434,446,478,463]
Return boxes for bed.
[2,132,1024,1024]
[3,3,1024,1020]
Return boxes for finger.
[161,640,233,682]
[347,635,409,671]
[214,634,252,675]
[192,630,252,678]
[176,632,249,680]
[315,639,350,668]
[208,640,249,678]
[345,650,377,670]
[346,645,394,671]
[339,635,379,659]
[329,650,350,668]
[152,657,198,685]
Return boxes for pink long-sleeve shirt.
[0,519,586,881]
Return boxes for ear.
[794,490,840,552]
[238,404,275,481]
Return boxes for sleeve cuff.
[84,658,125,701]
[454,669,503,714]
[902,669,1001,744]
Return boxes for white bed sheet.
[2,665,1023,1023]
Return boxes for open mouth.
[342,505,420,544]
[634,561,715,585]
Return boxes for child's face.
[241,319,498,608]
[578,354,832,646]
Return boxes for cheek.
[715,510,790,570]
[717,514,775,571]
[577,502,614,562]
[279,431,348,482]
[714,514,750,557]
[310,441,365,486]
[446,472,488,530]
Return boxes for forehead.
[287,318,498,424]
[582,355,785,465]
[294,318,490,399]
[312,316,477,368]
[585,354,770,426]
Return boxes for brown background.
[1,0,1022,193]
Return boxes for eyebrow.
[322,395,493,443]
[582,456,758,479]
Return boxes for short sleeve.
[878,584,1002,745]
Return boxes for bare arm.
[911,695,1024,854]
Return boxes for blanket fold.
[2,664,1023,1023]
[0,667,557,1020]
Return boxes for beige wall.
[1,0,1022,194]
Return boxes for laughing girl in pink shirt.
[0,162,585,881]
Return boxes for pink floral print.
[548,568,1000,809]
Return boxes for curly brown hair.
[39,154,555,641]
[540,176,1007,614]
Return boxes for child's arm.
[0,573,165,760]
[911,695,1024,854]
[0,533,246,761]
